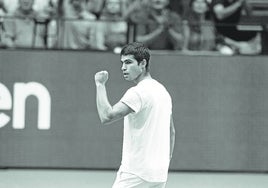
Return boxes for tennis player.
[95,42,175,188]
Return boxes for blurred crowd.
[0,0,265,55]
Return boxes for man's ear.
[140,59,147,69]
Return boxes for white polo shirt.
[119,78,172,182]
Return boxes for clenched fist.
[95,70,109,85]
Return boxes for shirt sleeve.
[120,87,142,113]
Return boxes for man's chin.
[123,76,133,82]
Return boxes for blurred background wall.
[0,50,268,172]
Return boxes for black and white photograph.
[1,0,268,187]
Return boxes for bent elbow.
[98,108,114,125]
[100,114,114,125]
[100,118,112,125]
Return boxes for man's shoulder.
[138,79,168,93]
[124,86,140,97]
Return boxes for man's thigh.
[112,171,166,188]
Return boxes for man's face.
[121,55,143,82]
[19,0,34,11]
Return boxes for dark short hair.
[120,42,151,70]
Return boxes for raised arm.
[94,71,133,125]
[213,0,245,20]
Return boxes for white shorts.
[112,170,166,188]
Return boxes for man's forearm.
[96,83,112,124]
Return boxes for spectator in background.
[0,0,7,47]
[210,0,261,55]
[40,0,59,48]
[122,0,150,20]
[61,0,105,50]
[128,0,184,50]
[183,0,216,51]
[1,0,18,14]
[39,0,58,17]
[1,0,54,15]
[0,0,7,16]
[2,0,46,48]
[169,0,184,16]
[86,0,106,19]
[98,0,127,52]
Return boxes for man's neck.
[134,72,152,84]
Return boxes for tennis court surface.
[1,169,268,188]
